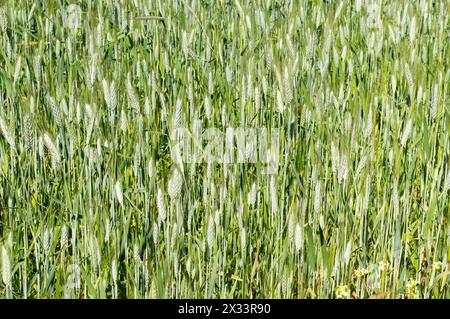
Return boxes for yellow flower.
[432,261,443,271]
[378,261,390,272]
[405,278,419,299]
[336,285,350,299]
[353,268,369,278]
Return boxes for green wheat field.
[0,0,449,299]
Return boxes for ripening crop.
[0,0,449,299]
